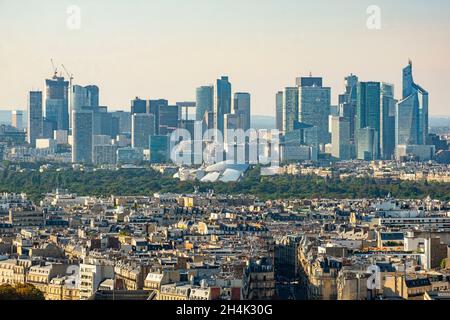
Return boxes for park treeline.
[1,166,450,202]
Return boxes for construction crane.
[61,64,74,87]
[50,58,58,78]
[61,64,74,127]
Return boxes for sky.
[1,0,450,116]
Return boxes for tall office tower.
[93,111,118,138]
[213,76,232,134]
[356,81,381,159]
[331,116,352,160]
[72,110,93,164]
[299,76,331,145]
[282,124,318,162]
[149,99,169,134]
[85,85,99,109]
[177,101,196,122]
[131,97,147,114]
[302,124,320,148]
[224,113,238,145]
[196,86,214,121]
[158,105,180,136]
[339,74,359,143]
[45,75,69,131]
[357,127,378,160]
[179,118,198,143]
[12,111,23,130]
[27,91,43,147]
[149,135,170,163]
[396,60,429,146]
[233,92,251,131]
[71,85,99,129]
[42,119,55,139]
[131,113,155,149]
[380,83,397,159]
[111,111,132,134]
[204,111,215,132]
[72,85,99,111]
[276,91,284,132]
[283,87,299,134]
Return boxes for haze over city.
[2,0,450,308]
[1,0,450,116]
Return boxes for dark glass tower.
[396,61,429,146]
[380,83,396,159]
[213,76,232,134]
[356,81,381,159]
[27,91,43,147]
[196,86,214,121]
[45,75,69,131]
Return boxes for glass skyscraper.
[72,85,99,112]
[131,97,147,114]
[357,127,378,161]
[396,61,429,147]
[380,83,397,159]
[233,92,251,131]
[27,91,43,147]
[282,87,299,134]
[148,99,169,135]
[149,135,170,163]
[356,81,381,159]
[111,111,132,134]
[71,85,99,130]
[196,86,214,121]
[45,75,69,131]
[331,116,352,160]
[72,109,93,164]
[275,91,283,132]
[339,74,358,143]
[299,77,331,145]
[213,76,232,134]
[132,113,155,149]
[158,105,180,136]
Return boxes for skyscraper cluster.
[27,70,125,165]
[23,61,433,166]
[276,75,331,162]
[26,70,251,166]
[196,77,251,134]
[276,61,433,163]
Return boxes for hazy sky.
[1,0,450,116]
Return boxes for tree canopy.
[0,283,45,300]
[0,166,449,202]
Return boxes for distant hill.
[0,110,28,125]
[0,110,11,124]
[251,115,450,130]
[0,111,447,130]
[252,115,275,130]
[430,116,450,128]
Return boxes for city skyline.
[1,0,450,116]
[1,0,450,306]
